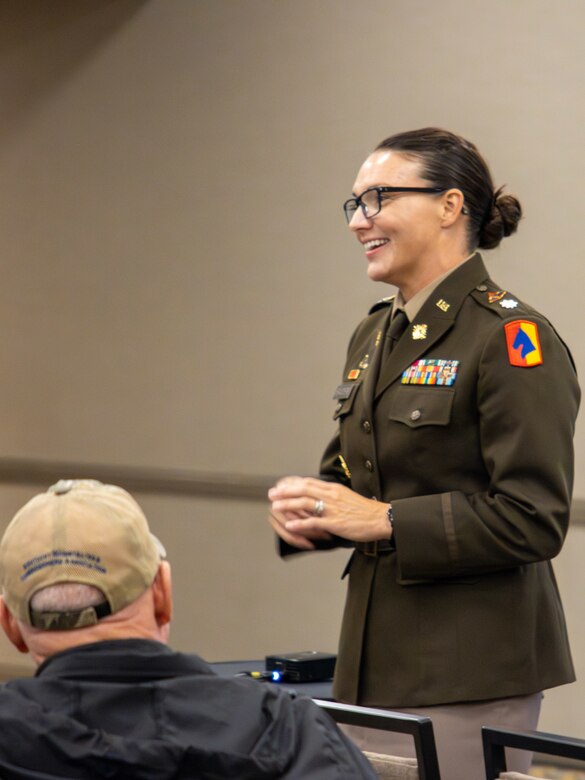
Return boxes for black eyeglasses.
[343,186,447,224]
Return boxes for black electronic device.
[265,651,336,682]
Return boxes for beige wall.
[0,0,584,736]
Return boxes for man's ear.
[440,188,466,227]
[0,597,29,654]
[152,561,173,628]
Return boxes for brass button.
[410,409,422,422]
[362,420,372,433]
[365,459,374,472]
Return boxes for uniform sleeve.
[392,316,580,581]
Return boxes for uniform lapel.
[361,307,392,420]
[374,254,489,400]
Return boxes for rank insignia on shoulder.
[347,369,361,380]
[500,298,519,309]
[505,321,543,367]
[412,324,428,340]
[401,359,460,386]
[487,290,507,304]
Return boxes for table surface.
[210,659,334,699]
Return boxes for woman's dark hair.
[375,128,522,250]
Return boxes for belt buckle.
[361,541,379,557]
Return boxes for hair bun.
[478,186,522,249]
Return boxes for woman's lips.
[363,238,389,258]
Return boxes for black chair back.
[482,726,585,779]
[314,699,441,780]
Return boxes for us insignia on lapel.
[412,324,428,340]
[401,359,460,386]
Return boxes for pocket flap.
[388,387,454,428]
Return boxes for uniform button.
[362,420,372,433]
[410,409,422,422]
[476,284,488,292]
[365,459,374,472]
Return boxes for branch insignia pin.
[488,290,507,304]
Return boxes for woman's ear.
[0,597,29,654]
[152,561,173,628]
[441,188,466,227]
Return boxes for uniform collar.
[394,252,476,323]
[374,253,489,399]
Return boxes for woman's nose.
[348,207,372,231]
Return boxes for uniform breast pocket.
[388,386,454,428]
[332,381,361,420]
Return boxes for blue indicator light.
[271,670,282,682]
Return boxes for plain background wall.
[0,0,583,735]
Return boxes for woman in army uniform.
[268,128,580,780]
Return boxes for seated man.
[0,479,375,779]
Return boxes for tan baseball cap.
[0,479,166,630]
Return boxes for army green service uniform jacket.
[316,253,579,708]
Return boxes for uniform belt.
[354,539,394,557]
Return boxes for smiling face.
[349,150,454,299]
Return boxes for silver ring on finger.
[314,499,325,517]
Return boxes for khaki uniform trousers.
[342,692,542,780]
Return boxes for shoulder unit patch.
[504,320,543,367]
